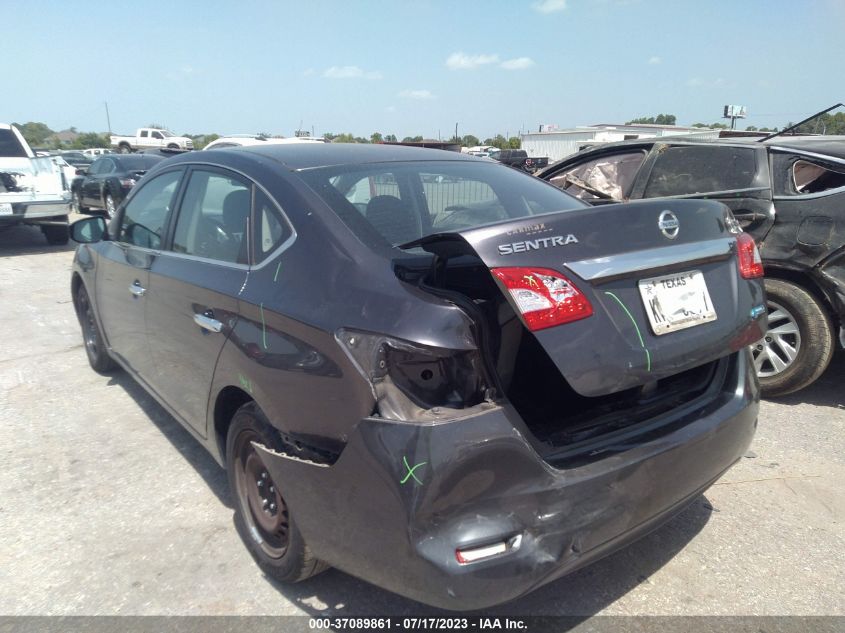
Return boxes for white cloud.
[323,66,382,80]
[686,77,726,88]
[501,57,535,70]
[398,89,435,100]
[302,68,315,76]
[648,56,661,65]
[446,52,500,70]
[532,0,567,13]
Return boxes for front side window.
[118,170,182,248]
[549,151,646,201]
[171,169,251,264]
[152,131,163,140]
[644,145,757,197]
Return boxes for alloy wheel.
[752,299,801,377]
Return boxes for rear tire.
[226,402,328,583]
[104,193,116,219]
[72,191,89,213]
[42,223,69,245]
[118,143,132,154]
[753,278,833,397]
[74,284,117,373]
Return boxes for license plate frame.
[0,202,13,216]
[638,269,717,336]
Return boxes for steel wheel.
[752,299,801,377]
[232,428,289,559]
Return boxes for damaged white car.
[0,124,72,244]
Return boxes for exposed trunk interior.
[395,252,729,463]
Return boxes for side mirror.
[75,168,88,176]
[70,216,107,243]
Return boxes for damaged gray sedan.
[69,144,765,609]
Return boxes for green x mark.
[400,455,427,485]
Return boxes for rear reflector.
[736,233,764,279]
[492,267,593,331]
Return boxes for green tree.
[461,134,480,147]
[12,121,54,147]
[401,136,423,143]
[72,132,111,149]
[384,134,397,143]
[791,111,845,135]
[745,126,758,131]
[508,136,521,149]
[626,114,676,126]
[370,132,383,144]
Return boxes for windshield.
[297,160,587,248]
[159,130,174,137]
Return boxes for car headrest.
[222,189,250,231]
[365,195,420,246]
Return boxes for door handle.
[194,311,223,333]
[129,281,146,297]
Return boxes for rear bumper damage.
[254,350,758,610]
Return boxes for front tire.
[752,278,834,397]
[118,144,132,154]
[74,284,117,373]
[226,403,327,583]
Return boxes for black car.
[60,151,93,168]
[538,136,845,397]
[69,144,763,610]
[488,148,549,172]
[71,154,165,218]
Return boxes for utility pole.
[104,101,112,134]
[455,122,458,144]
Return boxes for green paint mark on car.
[604,291,651,372]
[400,455,427,485]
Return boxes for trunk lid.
[415,199,766,397]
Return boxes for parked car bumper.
[254,349,759,610]
[0,196,71,224]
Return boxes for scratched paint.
[604,291,651,372]
[274,261,282,282]
[259,303,268,350]
[237,373,253,394]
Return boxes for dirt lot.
[1,220,843,616]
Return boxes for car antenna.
[758,102,844,142]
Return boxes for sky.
[5,0,844,140]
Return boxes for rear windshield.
[296,160,587,248]
[0,129,27,158]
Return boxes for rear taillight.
[492,267,593,331]
[119,178,136,187]
[736,233,764,279]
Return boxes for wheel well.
[71,271,82,299]
[765,267,839,327]
[214,386,253,462]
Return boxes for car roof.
[204,143,482,170]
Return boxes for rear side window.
[118,170,182,248]
[171,170,251,264]
[644,145,757,197]
[549,151,645,201]
[0,128,27,157]
[253,188,292,263]
[792,159,845,194]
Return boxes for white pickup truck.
[109,128,193,153]
[1,124,72,244]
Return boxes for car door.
[82,158,104,206]
[632,143,775,240]
[94,168,184,379]
[150,130,165,148]
[143,166,251,436]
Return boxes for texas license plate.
[0,203,12,216]
[638,270,717,335]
